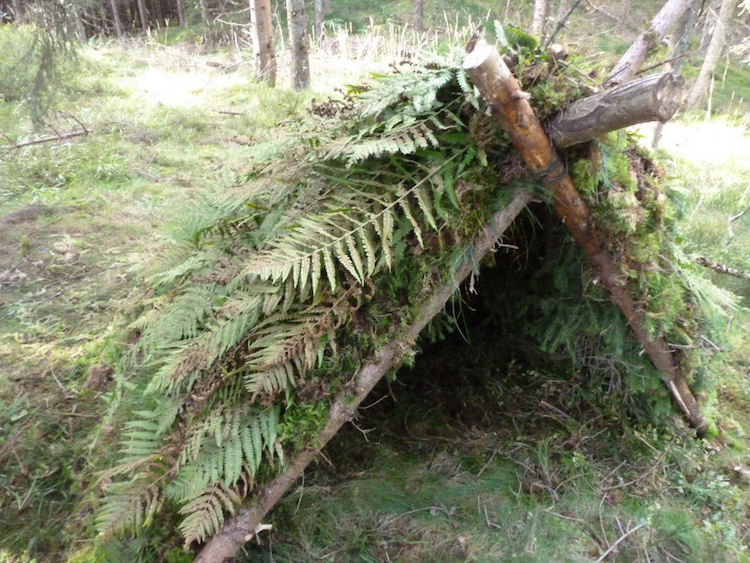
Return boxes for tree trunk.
[413,0,425,31]
[10,0,24,23]
[314,0,324,39]
[176,0,187,27]
[194,190,533,563]
[286,0,310,90]
[684,0,737,110]
[531,0,549,38]
[73,3,88,43]
[547,72,684,148]
[136,0,149,30]
[199,0,210,25]
[463,44,706,434]
[606,0,694,85]
[110,0,124,38]
[251,0,276,86]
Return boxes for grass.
[0,7,749,561]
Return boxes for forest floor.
[0,29,749,563]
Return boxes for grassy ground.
[1,7,749,562]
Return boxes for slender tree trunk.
[73,3,88,43]
[10,0,24,23]
[198,0,210,25]
[286,0,310,90]
[176,0,187,27]
[110,0,124,37]
[684,0,737,110]
[137,0,149,31]
[607,0,693,85]
[531,0,548,38]
[464,44,707,435]
[413,0,425,31]
[251,0,276,86]
[314,0,324,39]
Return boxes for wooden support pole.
[195,190,534,562]
[463,44,707,435]
[548,72,684,148]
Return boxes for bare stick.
[697,257,750,280]
[542,0,584,49]
[4,129,89,152]
[195,190,534,562]
[595,522,646,562]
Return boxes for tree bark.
[314,0,324,39]
[463,44,706,434]
[684,0,738,110]
[547,72,684,148]
[606,0,693,85]
[176,0,187,27]
[10,0,24,23]
[136,0,149,31]
[531,0,549,38]
[194,189,534,562]
[413,0,425,31]
[110,0,124,38]
[286,0,310,90]
[250,0,276,86]
[198,0,210,25]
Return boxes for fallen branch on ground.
[4,128,89,152]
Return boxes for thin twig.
[543,0,584,49]
[4,129,89,152]
[634,53,689,76]
[595,522,646,562]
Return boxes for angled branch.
[606,0,694,85]
[463,44,706,434]
[194,190,534,562]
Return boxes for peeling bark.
[463,44,706,434]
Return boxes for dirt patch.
[0,204,55,226]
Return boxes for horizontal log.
[547,72,684,148]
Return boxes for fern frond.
[97,481,163,536]
[179,485,241,547]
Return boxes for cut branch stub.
[463,44,707,435]
[547,72,684,148]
